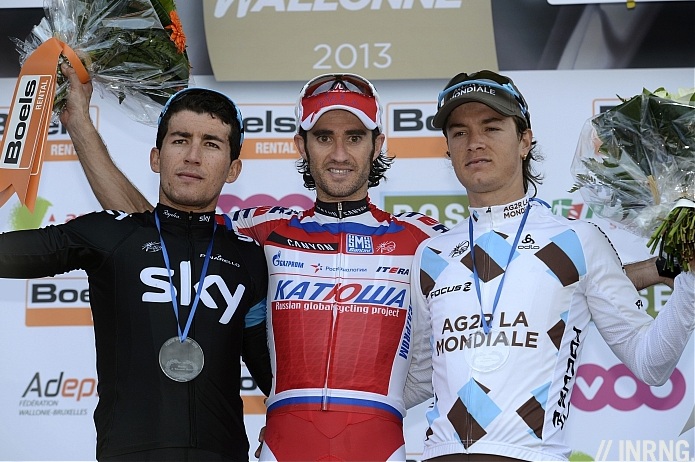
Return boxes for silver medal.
[159,336,204,382]
[463,329,510,372]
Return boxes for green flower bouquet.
[570,88,695,272]
[13,0,190,126]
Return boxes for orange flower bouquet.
[13,0,190,125]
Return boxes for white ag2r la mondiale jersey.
[410,197,695,461]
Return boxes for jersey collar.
[155,203,217,228]
[314,196,370,219]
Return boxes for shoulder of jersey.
[393,211,449,234]
[102,209,134,221]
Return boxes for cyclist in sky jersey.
[0,84,271,461]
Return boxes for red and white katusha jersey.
[230,197,447,419]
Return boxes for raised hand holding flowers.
[571,87,695,272]
[13,0,191,126]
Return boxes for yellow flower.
[166,10,186,54]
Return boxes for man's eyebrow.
[202,133,227,144]
[345,129,368,135]
[311,129,335,137]
[168,131,227,144]
[481,116,506,124]
[169,130,192,138]
[448,115,506,130]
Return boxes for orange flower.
[165,10,186,54]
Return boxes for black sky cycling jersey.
[0,204,271,460]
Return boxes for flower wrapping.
[570,88,695,272]
[13,0,191,126]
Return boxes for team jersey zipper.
[322,202,343,410]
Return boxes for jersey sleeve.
[394,211,449,240]
[242,319,272,396]
[0,210,128,278]
[582,223,695,386]
[404,239,435,409]
[229,206,299,244]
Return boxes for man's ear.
[520,128,533,159]
[373,133,386,161]
[294,134,308,161]
[226,159,242,184]
[150,147,160,173]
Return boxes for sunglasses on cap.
[296,73,382,133]
[302,74,377,98]
[158,87,245,146]
[437,71,530,126]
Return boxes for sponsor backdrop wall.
[0,1,694,461]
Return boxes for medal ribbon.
[469,199,535,335]
[155,211,217,343]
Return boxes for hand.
[58,63,93,129]
[254,426,265,459]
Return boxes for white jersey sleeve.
[404,239,435,409]
[580,222,695,385]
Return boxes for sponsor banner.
[25,277,92,327]
[385,102,446,158]
[566,330,694,461]
[383,193,469,228]
[202,0,497,81]
[1,105,100,164]
[239,103,298,159]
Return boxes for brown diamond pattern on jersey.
[448,397,487,449]
[517,396,545,439]
[547,318,566,351]
[420,267,436,297]
[535,242,579,286]
[460,245,504,282]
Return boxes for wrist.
[655,256,682,278]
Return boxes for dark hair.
[296,128,394,190]
[514,116,543,197]
[156,89,243,160]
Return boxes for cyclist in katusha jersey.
[0,86,272,461]
[408,70,695,462]
[231,74,449,461]
[58,66,448,461]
